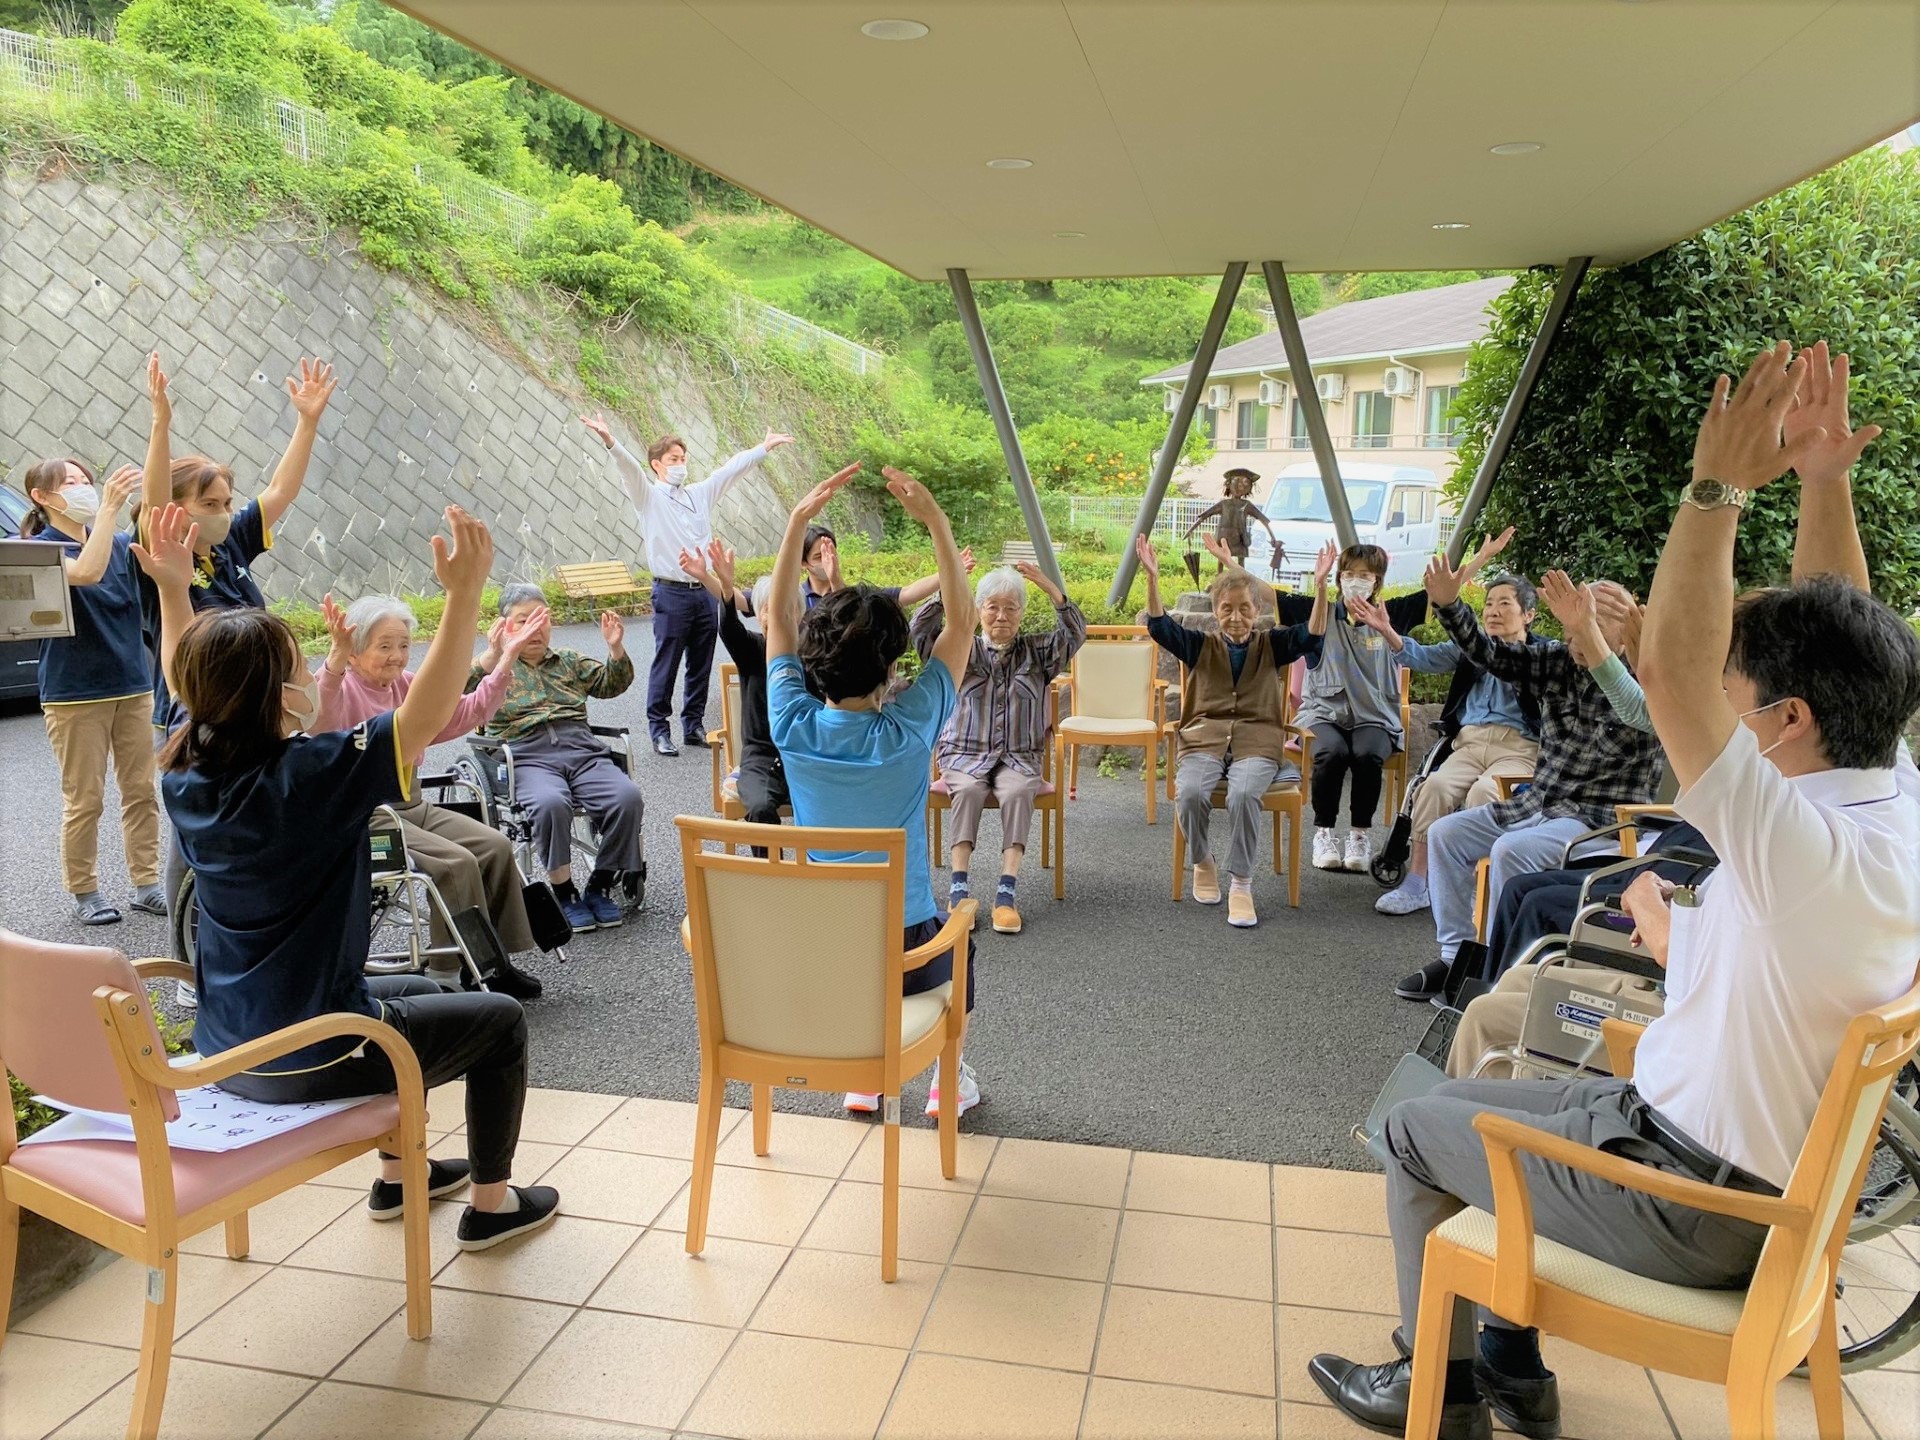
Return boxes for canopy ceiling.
[397,0,1920,280]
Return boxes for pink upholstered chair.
[0,930,433,1440]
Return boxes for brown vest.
[1178,632,1286,763]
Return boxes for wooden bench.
[999,540,1040,567]
[553,561,641,601]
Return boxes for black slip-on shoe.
[1306,1354,1492,1440]
[368,1158,472,1219]
[651,736,680,757]
[1395,958,1452,1001]
[1474,1361,1562,1440]
[456,1184,561,1251]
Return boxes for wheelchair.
[452,724,647,914]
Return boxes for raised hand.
[882,466,944,527]
[1692,341,1820,491]
[959,545,976,576]
[599,609,626,653]
[1785,340,1880,487]
[705,539,737,592]
[1539,570,1596,632]
[1423,553,1467,607]
[147,351,171,425]
[1462,525,1515,577]
[1199,533,1235,565]
[286,357,337,425]
[1014,558,1063,602]
[1311,538,1339,589]
[101,465,138,515]
[794,461,860,522]
[320,592,357,669]
[580,412,615,450]
[1134,533,1161,579]
[678,546,712,585]
[502,605,549,661]
[129,504,199,590]
[763,429,795,452]
[430,506,493,598]
[1346,593,1397,639]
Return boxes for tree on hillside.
[1450,148,1920,610]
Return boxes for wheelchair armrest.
[588,724,630,741]
[417,769,458,791]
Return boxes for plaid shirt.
[1436,601,1663,826]
[909,598,1087,778]
[468,649,635,742]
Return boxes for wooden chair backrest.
[676,817,908,1065]
[554,561,638,599]
[1071,633,1157,721]
[719,664,742,770]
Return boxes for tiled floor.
[5,1085,1914,1440]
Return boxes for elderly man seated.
[1311,341,1920,1440]
[909,561,1086,934]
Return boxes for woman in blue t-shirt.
[20,459,163,926]
[136,501,561,1252]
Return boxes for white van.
[1245,461,1445,589]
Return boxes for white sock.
[1229,875,1252,893]
[482,1187,521,1215]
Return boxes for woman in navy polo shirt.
[21,459,163,926]
[137,502,561,1251]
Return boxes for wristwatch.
[1680,478,1750,514]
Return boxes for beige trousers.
[1411,724,1540,842]
[43,694,162,895]
[391,797,537,954]
[1447,962,1657,1080]
[941,763,1047,853]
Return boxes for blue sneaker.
[584,888,623,928]
[559,893,597,932]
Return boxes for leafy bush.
[120,0,292,85]
[1451,149,1920,610]
[333,155,445,269]
[805,271,860,314]
[523,174,735,328]
[852,286,910,348]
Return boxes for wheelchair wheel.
[1370,855,1406,888]
[451,755,499,829]
[1805,1090,1920,1373]
[621,861,647,914]
[171,870,198,967]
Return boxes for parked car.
[1247,461,1445,590]
[0,487,45,701]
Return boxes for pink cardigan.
[312,661,511,764]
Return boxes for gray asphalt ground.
[0,622,1440,1169]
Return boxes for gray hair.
[974,567,1028,611]
[343,595,414,652]
[751,575,776,618]
[497,582,545,616]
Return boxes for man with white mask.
[1309,340,1920,1440]
[582,412,792,756]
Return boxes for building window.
[1198,403,1218,445]
[1290,399,1312,449]
[1424,384,1463,448]
[1353,391,1394,449]
[1235,399,1269,450]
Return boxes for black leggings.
[219,976,528,1185]
[736,748,789,859]
[1309,723,1395,828]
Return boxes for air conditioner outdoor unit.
[1257,379,1288,407]
[1207,383,1233,409]
[1383,365,1418,398]
[1316,374,1346,402]
[1163,387,1182,414]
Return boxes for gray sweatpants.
[1384,1076,1769,1360]
[1175,753,1280,880]
[509,722,644,877]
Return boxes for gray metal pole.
[1445,256,1592,565]
[1262,260,1356,552]
[1106,260,1249,609]
[946,268,1064,589]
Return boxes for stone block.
[98,334,146,390]
[24,186,75,236]
[2,247,54,294]
[97,224,145,275]
[5,365,53,414]
[7,328,59,385]
[55,328,105,383]
[121,282,166,328]
[61,295,118,355]
[80,274,125,321]
[36,274,85,321]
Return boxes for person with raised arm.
[681,539,789,851]
[765,463,985,1117]
[138,503,560,1251]
[581,410,792,756]
[1141,534,1324,929]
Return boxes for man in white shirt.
[1311,341,1920,1440]
[583,414,791,755]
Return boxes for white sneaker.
[1375,876,1431,915]
[177,979,198,1011]
[926,1060,980,1118]
[1312,828,1343,871]
[844,1092,880,1113]
[1344,830,1372,872]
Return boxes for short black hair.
[1484,572,1537,614]
[1728,576,1920,771]
[798,584,910,702]
[803,524,837,561]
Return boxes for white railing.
[1068,494,1220,543]
[734,296,885,377]
[1215,431,1464,453]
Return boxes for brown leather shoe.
[1192,861,1222,904]
[992,903,1022,935]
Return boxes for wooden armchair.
[1057,625,1161,825]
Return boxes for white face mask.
[664,463,690,486]
[1739,697,1790,759]
[195,511,233,547]
[57,484,100,523]
[1339,576,1374,604]
[283,674,319,726]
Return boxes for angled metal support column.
[1262,260,1355,551]
[1445,256,1592,564]
[947,268,1063,589]
[1107,260,1248,608]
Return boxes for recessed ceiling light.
[986,157,1033,170]
[1053,230,1085,239]
[860,19,928,39]
[1489,141,1543,156]
[1432,221,1471,230]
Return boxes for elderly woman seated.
[909,561,1086,935]
[313,593,546,998]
